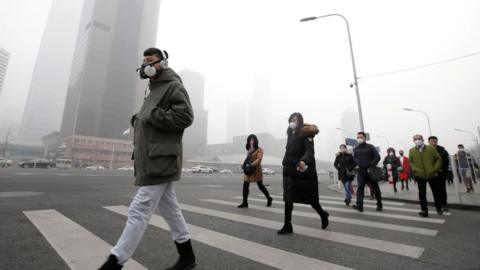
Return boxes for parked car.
[85,165,106,171]
[55,158,72,169]
[0,158,13,168]
[191,165,213,174]
[219,169,233,174]
[118,166,134,172]
[262,168,275,175]
[18,159,55,169]
[182,167,194,173]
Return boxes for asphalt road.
[1,168,480,270]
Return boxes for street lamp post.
[403,108,432,137]
[301,14,365,132]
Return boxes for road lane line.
[104,205,354,270]
[212,198,437,236]
[178,203,425,258]
[240,197,445,224]
[23,209,146,270]
[260,195,450,216]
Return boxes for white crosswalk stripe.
[177,203,425,258]
[23,209,146,270]
[259,195,451,216]
[275,193,406,206]
[104,205,354,270]
[210,198,438,236]
[241,197,445,224]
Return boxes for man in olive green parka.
[100,48,196,270]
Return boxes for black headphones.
[136,50,169,79]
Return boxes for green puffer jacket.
[131,68,194,186]
[408,145,442,179]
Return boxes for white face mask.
[388,152,394,156]
[357,138,365,144]
[289,122,297,130]
[340,148,346,153]
[415,140,424,147]
[458,149,465,152]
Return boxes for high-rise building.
[18,0,83,146]
[178,69,208,157]
[227,102,247,142]
[340,107,361,139]
[0,47,9,97]
[249,74,272,134]
[57,0,160,165]
[60,0,160,140]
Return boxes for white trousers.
[111,182,190,264]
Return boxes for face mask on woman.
[388,152,394,156]
[289,122,297,130]
[340,148,346,153]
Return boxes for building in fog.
[340,107,361,139]
[178,69,208,157]
[206,133,286,160]
[58,0,160,166]
[0,47,9,97]
[248,74,272,134]
[227,102,247,142]
[18,0,83,147]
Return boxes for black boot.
[277,223,293,234]
[237,182,249,208]
[165,240,196,270]
[267,197,273,207]
[98,254,123,270]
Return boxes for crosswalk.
[23,193,451,270]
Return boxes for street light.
[454,128,479,147]
[403,108,432,137]
[300,14,365,132]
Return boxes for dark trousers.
[356,169,382,208]
[284,201,326,224]
[416,177,442,213]
[437,173,448,208]
[242,181,270,203]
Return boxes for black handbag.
[368,166,384,181]
[242,155,255,176]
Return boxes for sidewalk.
[328,179,480,210]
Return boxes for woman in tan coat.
[238,134,273,208]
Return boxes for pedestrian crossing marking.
[260,195,451,216]
[104,205,354,270]
[243,197,445,224]
[211,198,437,236]
[23,209,146,270]
[177,203,425,258]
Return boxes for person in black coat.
[428,136,451,211]
[278,112,329,235]
[334,144,357,205]
[353,131,383,212]
[383,147,402,193]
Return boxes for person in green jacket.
[99,48,195,270]
[409,134,443,217]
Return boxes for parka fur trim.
[301,124,319,138]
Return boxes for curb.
[327,184,480,211]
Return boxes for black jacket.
[282,129,318,204]
[435,145,450,173]
[354,143,380,170]
[334,153,357,181]
[383,155,401,181]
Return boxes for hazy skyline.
[1,0,480,161]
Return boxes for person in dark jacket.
[453,144,479,192]
[428,136,451,211]
[100,48,195,270]
[383,147,401,193]
[278,112,329,234]
[353,131,383,212]
[237,134,273,208]
[334,144,357,205]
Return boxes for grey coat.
[131,69,194,186]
